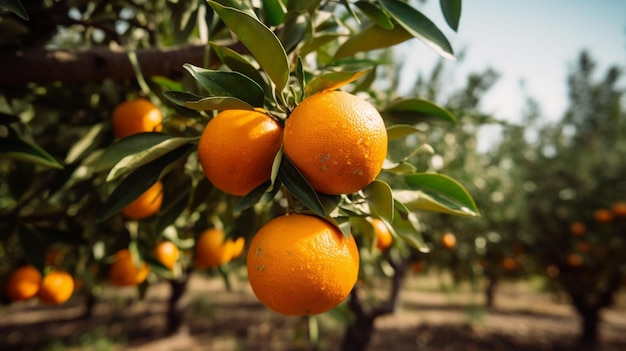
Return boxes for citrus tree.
[0,0,480,347]
[520,51,626,346]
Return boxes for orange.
[153,241,180,270]
[501,257,517,271]
[246,214,360,316]
[370,218,392,250]
[283,90,388,195]
[121,181,163,220]
[38,271,74,304]
[567,253,583,267]
[108,249,150,287]
[5,265,42,301]
[612,202,626,217]
[194,228,238,268]
[112,98,163,138]
[441,232,457,250]
[569,221,586,236]
[230,237,246,259]
[197,109,282,196]
[593,209,613,223]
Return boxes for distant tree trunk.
[82,291,98,319]
[578,307,599,346]
[485,275,497,309]
[341,251,410,351]
[166,272,191,335]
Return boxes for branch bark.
[0,44,217,85]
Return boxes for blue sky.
[397,1,626,124]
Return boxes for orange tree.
[520,52,626,346]
[0,0,479,347]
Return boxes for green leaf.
[163,91,255,111]
[363,180,394,222]
[355,1,394,30]
[391,209,430,252]
[278,154,325,217]
[156,181,192,235]
[400,173,479,216]
[169,0,199,43]
[95,133,172,172]
[183,64,265,107]
[106,136,196,182]
[210,43,269,91]
[304,69,371,97]
[386,124,424,141]
[262,0,286,26]
[379,0,455,60]
[98,144,194,222]
[208,1,290,91]
[287,0,322,14]
[333,24,412,61]
[382,160,417,174]
[279,12,309,54]
[299,33,343,58]
[0,0,29,20]
[384,98,456,123]
[65,123,105,164]
[234,179,281,213]
[440,0,461,31]
[18,226,46,273]
[340,0,360,25]
[0,136,63,169]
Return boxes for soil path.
[1,272,625,351]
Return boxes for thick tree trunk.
[166,273,191,335]
[579,307,599,346]
[341,251,410,351]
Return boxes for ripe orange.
[5,265,42,301]
[501,257,517,271]
[194,228,240,268]
[38,271,74,304]
[441,232,457,250]
[121,181,163,220]
[569,221,586,236]
[153,241,180,270]
[108,249,150,287]
[612,202,626,217]
[370,218,392,250]
[567,253,583,267]
[230,237,246,259]
[197,109,282,196]
[593,208,613,223]
[112,98,163,138]
[247,214,360,316]
[283,90,388,195]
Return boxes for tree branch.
[0,44,220,85]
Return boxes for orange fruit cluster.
[5,265,74,304]
[197,109,282,196]
[246,214,359,316]
[108,249,150,287]
[194,228,245,269]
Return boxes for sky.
[397,0,626,124]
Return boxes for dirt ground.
[1,270,625,351]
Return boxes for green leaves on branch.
[183,64,265,107]
[384,98,456,123]
[397,173,479,217]
[208,0,290,92]
[0,136,63,169]
[334,24,412,61]
[304,69,371,97]
[379,0,455,60]
[440,0,462,32]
